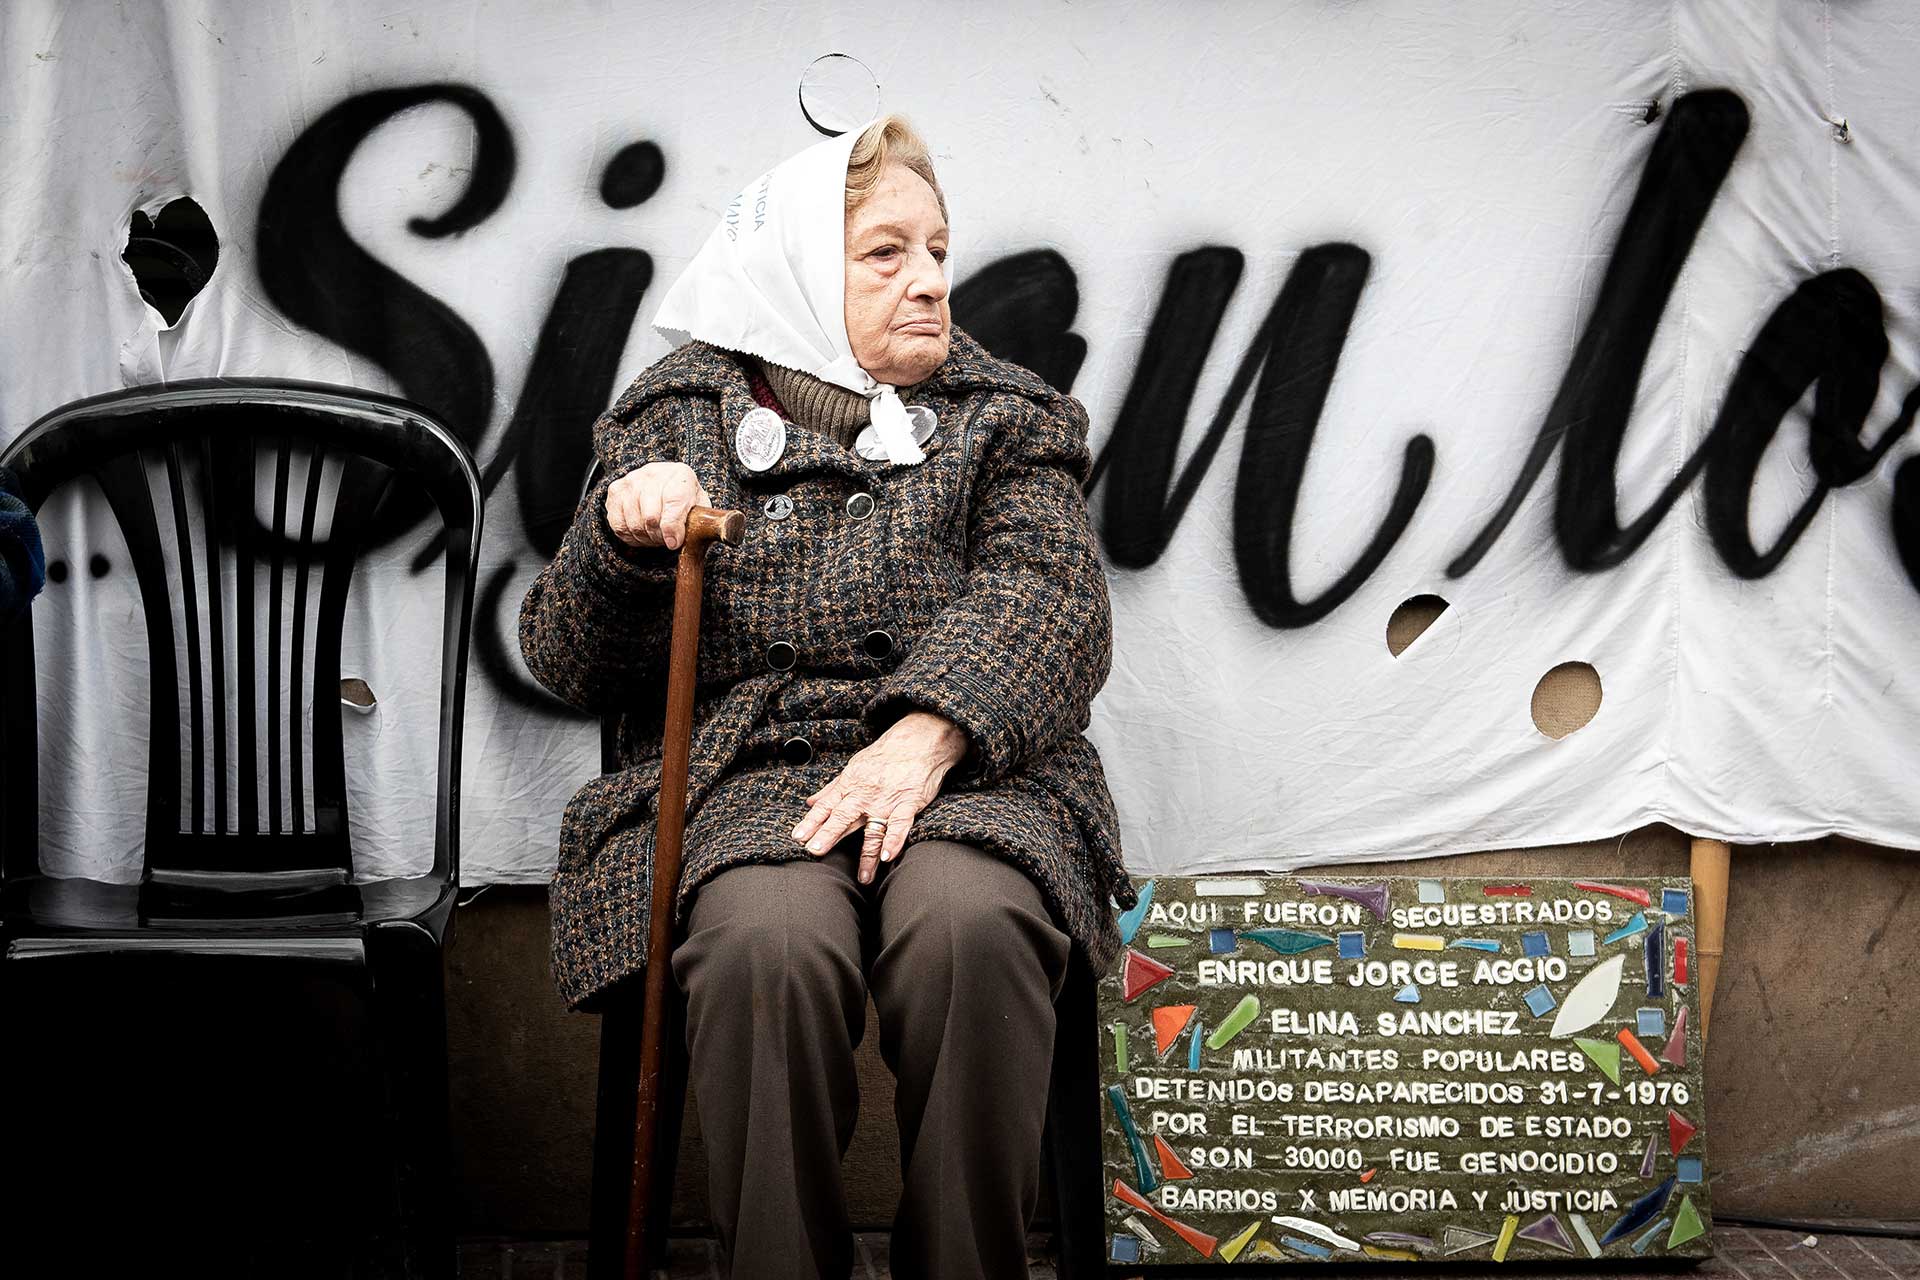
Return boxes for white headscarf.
[652,124,938,464]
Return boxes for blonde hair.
[845,114,948,223]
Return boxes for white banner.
[4,0,1917,884]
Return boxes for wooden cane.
[1688,837,1731,1042]
[625,505,746,1280]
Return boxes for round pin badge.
[735,406,787,472]
[905,404,937,444]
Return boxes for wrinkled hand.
[605,461,712,551]
[791,711,969,884]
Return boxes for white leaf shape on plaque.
[1549,953,1625,1038]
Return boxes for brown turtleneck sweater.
[754,359,871,449]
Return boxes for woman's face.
[844,162,950,385]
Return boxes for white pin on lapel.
[854,404,937,463]
[735,406,787,472]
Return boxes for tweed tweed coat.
[519,326,1134,1010]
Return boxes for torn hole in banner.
[1386,593,1449,657]
[1531,661,1601,738]
[122,195,218,327]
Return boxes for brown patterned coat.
[519,328,1133,1009]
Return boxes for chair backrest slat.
[197,436,228,837]
[309,455,393,837]
[222,437,259,837]
[267,439,289,837]
[287,443,326,839]
[93,452,182,850]
[163,443,205,834]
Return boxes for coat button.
[862,629,894,660]
[765,641,797,671]
[762,493,793,520]
[780,735,813,766]
[845,491,875,520]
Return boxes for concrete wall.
[444,823,1920,1233]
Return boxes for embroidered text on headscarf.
[652,124,945,466]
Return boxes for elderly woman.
[519,116,1130,1280]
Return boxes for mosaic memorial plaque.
[1099,876,1711,1265]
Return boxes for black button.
[780,735,813,766]
[863,629,894,659]
[762,493,793,520]
[765,641,797,671]
[845,491,875,520]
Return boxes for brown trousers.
[671,838,1072,1280]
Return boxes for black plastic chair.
[0,379,481,1276]
[574,463,1106,1279]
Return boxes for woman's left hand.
[790,711,969,884]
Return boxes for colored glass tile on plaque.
[1152,1004,1196,1057]
[1152,1133,1194,1181]
[1205,994,1260,1048]
[1619,1026,1662,1075]
[1631,1217,1672,1255]
[1244,928,1334,955]
[1668,1109,1698,1155]
[1669,1196,1707,1248]
[1116,880,1153,944]
[1568,928,1596,956]
[1106,1085,1156,1192]
[1218,1220,1261,1263]
[1521,929,1551,957]
[1337,930,1366,958]
[1574,1036,1622,1084]
[1281,1236,1332,1259]
[1298,879,1390,919]
[1491,1214,1520,1262]
[1121,948,1174,1001]
[1440,1227,1497,1255]
[1600,1174,1678,1244]
[1576,880,1652,906]
[1517,1213,1576,1254]
[1662,887,1690,917]
[1604,911,1649,944]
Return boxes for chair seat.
[1,870,454,954]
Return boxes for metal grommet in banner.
[862,629,894,660]
[780,735,813,766]
[765,640,797,672]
